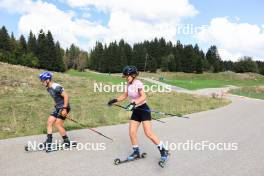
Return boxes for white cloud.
[0,0,32,14]
[196,17,264,61]
[0,0,109,49]
[66,0,198,45]
[67,0,198,22]
[0,0,198,50]
[105,11,178,44]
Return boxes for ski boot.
[127,147,141,161]
[158,146,169,168]
[43,134,53,151]
[62,136,77,148]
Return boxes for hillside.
[0,62,230,139]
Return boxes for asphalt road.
[1,94,264,176]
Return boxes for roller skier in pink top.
[108,66,169,163]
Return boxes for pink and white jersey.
[127,79,146,106]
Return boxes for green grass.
[163,79,264,90]
[140,71,264,90]
[67,69,155,87]
[230,86,264,100]
[67,69,125,84]
[0,62,230,139]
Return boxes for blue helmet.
[39,72,52,81]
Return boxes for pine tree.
[131,43,147,71]
[144,40,158,71]
[181,45,196,73]
[89,42,104,71]
[45,31,57,70]
[0,26,11,52]
[19,35,27,54]
[196,57,203,74]
[161,55,169,71]
[106,42,114,72]
[37,29,49,69]
[157,38,168,66]
[100,44,109,72]
[16,34,27,65]
[206,45,223,73]
[123,41,133,65]
[167,54,176,71]
[118,39,129,68]
[223,61,234,71]
[54,42,66,72]
[105,41,120,73]
[173,40,183,72]
[193,44,204,74]
[28,31,37,55]
[147,55,157,72]
[8,32,18,64]
[10,32,17,52]
[161,54,175,72]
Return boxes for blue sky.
[0,0,263,61]
[177,0,264,51]
[189,0,264,24]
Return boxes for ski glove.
[126,102,136,111]
[108,99,118,106]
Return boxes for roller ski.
[158,146,170,168]
[114,147,147,165]
[25,142,58,152]
[25,136,52,152]
[25,138,77,153]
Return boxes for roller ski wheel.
[141,152,147,158]
[24,142,52,152]
[114,152,147,165]
[159,160,166,168]
[114,158,121,165]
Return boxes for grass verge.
[229,86,264,100]
[140,71,264,90]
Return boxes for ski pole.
[146,109,189,119]
[64,115,114,142]
[114,104,189,119]
[112,104,165,123]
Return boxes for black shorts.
[131,103,152,122]
[51,106,71,120]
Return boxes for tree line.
[0,26,88,72]
[90,38,264,74]
[0,25,263,74]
